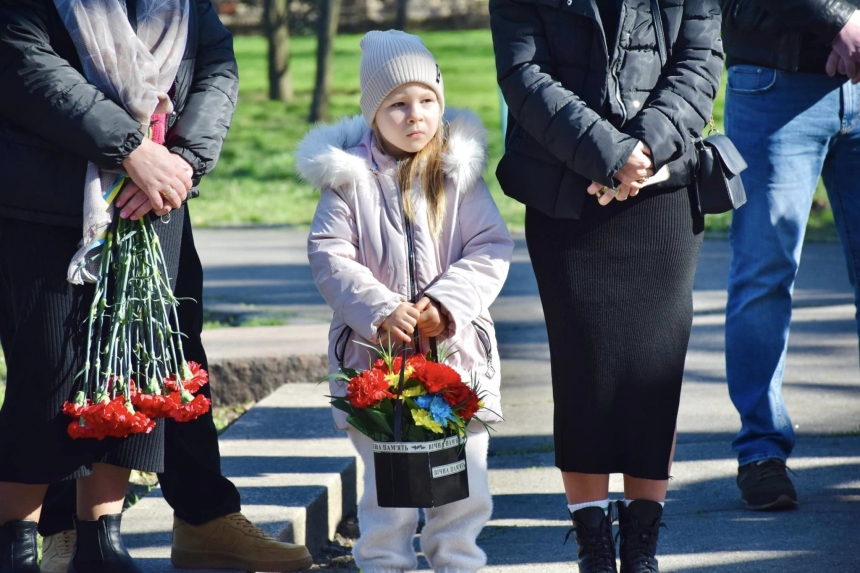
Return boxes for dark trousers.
[38,210,241,536]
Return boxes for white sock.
[623,498,665,508]
[568,499,610,514]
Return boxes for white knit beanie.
[359,30,445,126]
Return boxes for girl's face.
[374,82,441,159]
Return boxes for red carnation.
[164,362,209,394]
[131,392,179,419]
[458,393,481,421]
[170,394,211,422]
[416,362,462,393]
[347,368,393,408]
[373,354,427,376]
[65,396,155,440]
[442,383,482,421]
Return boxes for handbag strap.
[651,0,668,68]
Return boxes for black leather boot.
[616,500,665,573]
[69,514,144,573]
[565,506,618,573]
[0,520,39,573]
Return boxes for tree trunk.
[264,0,292,102]
[395,0,409,31]
[309,0,341,122]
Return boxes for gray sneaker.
[737,458,798,511]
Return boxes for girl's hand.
[414,296,449,338]
[380,302,420,343]
[614,141,654,190]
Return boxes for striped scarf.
[55,0,189,284]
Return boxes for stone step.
[124,382,360,571]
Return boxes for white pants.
[347,425,493,573]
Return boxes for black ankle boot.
[69,514,144,573]
[565,506,618,573]
[616,500,665,573]
[0,520,39,573]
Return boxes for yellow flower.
[402,385,426,398]
[385,373,400,389]
[411,408,443,434]
[385,366,417,389]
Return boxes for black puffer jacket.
[0,0,239,227]
[720,0,859,72]
[490,0,723,219]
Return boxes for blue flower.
[416,394,456,426]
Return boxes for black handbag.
[692,121,748,215]
[650,0,748,215]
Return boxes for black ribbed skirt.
[0,209,184,483]
[526,188,703,480]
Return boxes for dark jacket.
[490,0,724,219]
[0,0,239,227]
[719,0,859,72]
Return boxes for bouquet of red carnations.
[62,209,210,440]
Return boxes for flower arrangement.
[330,343,485,443]
[62,198,210,440]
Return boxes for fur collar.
[296,108,488,193]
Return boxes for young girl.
[299,30,513,573]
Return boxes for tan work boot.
[170,512,313,572]
[40,529,76,573]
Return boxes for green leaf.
[346,415,370,437]
[366,408,394,436]
[330,397,354,415]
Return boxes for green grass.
[195,31,836,239]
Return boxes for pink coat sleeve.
[423,180,514,335]
[307,187,403,342]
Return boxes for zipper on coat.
[471,320,495,378]
[609,5,628,124]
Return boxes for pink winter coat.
[298,109,514,429]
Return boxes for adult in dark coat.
[0,2,309,572]
[490,1,723,571]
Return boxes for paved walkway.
[128,228,860,572]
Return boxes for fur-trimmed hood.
[296,108,488,193]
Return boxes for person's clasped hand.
[827,10,860,83]
[116,138,194,220]
[380,301,421,343]
[587,141,654,206]
[414,296,449,338]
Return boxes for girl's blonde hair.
[373,122,448,239]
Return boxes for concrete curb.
[207,355,328,406]
[201,324,330,407]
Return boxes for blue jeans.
[724,66,860,466]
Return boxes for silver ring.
[160,187,175,197]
